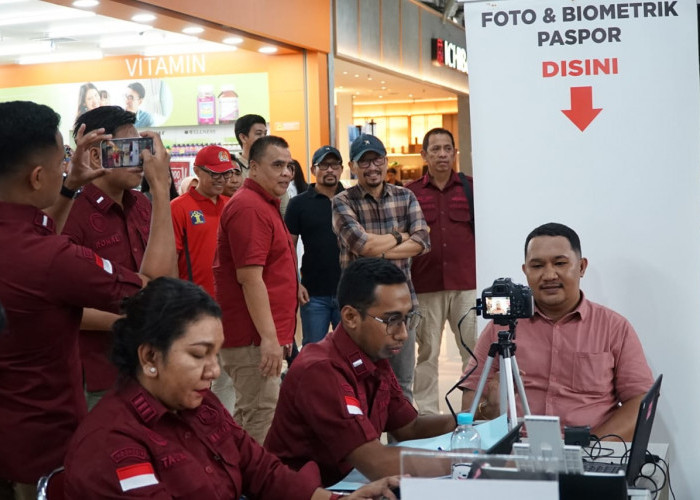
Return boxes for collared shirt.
[64,380,321,499]
[214,178,298,348]
[62,183,151,392]
[461,294,654,430]
[331,182,430,305]
[0,202,143,483]
[285,183,345,296]
[264,324,418,486]
[406,172,476,292]
[171,187,230,297]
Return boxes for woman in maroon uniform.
[64,277,397,499]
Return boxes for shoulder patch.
[111,447,148,464]
[116,463,159,492]
[189,210,206,225]
[344,395,363,416]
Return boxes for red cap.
[194,145,234,173]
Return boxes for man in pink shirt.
[461,222,654,441]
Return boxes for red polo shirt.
[0,202,143,483]
[406,172,476,292]
[264,324,418,486]
[62,184,151,392]
[171,187,230,297]
[65,380,321,499]
[214,179,297,347]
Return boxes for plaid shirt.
[332,182,430,304]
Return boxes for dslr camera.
[477,277,534,325]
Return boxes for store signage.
[431,38,468,74]
[124,54,207,78]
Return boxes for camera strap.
[458,172,475,228]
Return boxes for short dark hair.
[73,106,137,142]
[127,82,146,99]
[337,258,407,313]
[0,101,61,179]
[234,114,266,146]
[422,128,455,152]
[524,222,582,258]
[249,135,289,164]
[111,278,221,378]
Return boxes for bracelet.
[478,400,488,418]
[60,182,79,200]
[391,229,402,246]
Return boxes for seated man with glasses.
[264,258,456,486]
[171,145,234,298]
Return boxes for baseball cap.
[194,145,234,173]
[312,145,342,166]
[349,134,387,162]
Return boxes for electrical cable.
[444,307,479,424]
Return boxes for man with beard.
[331,134,430,401]
[284,146,345,345]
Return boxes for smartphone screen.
[100,137,154,168]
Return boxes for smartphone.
[100,137,154,168]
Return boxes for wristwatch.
[391,230,402,246]
[60,179,79,200]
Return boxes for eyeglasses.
[268,161,295,175]
[316,162,343,171]
[198,166,234,180]
[367,311,422,336]
[356,156,386,169]
[124,94,140,102]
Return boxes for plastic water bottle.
[450,412,481,453]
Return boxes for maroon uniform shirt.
[214,179,297,348]
[406,171,476,292]
[64,380,321,499]
[62,184,151,392]
[264,325,418,486]
[0,202,143,483]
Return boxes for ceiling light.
[131,13,156,23]
[182,26,204,35]
[258,46,278,54]
[380,80,386,84]
[222,36,243,45]
[72,0,99,7]
[381,86,387,90]
[0,8,94,26]
[354,74,359,78]
[19,49,102,65]
[342,71,348,75]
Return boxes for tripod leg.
[511,356,531,416]
[501,357,519,430]
[468,355,496,416]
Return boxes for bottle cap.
[456,412,474,425]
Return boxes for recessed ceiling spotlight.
[342,71,348,75]
[380,86,387,90]
[258,46,278,54]
[408,94,414,98]
[72,0,99,7]
[182,26,204,35]
[132,13,156,23]
[380,80,386,84]
[378,95,383,99]
[223,36,243,45]
[338,86,344,89]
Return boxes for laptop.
[582,374,663,487]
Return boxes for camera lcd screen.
[100,137,154,168]
[485,296,511,316]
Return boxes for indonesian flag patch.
[345,395,363,416]
[94,253,113,274]
[116,463,159,492]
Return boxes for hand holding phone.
[100,137,154,168]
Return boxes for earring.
[149,367,157,374]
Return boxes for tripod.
[468,319,530,429]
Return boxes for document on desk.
[328,415,510,491]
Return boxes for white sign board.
[462,0,700,497]
[401,477,558,499]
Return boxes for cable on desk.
[654,456,675,500]
[585,434,627,463]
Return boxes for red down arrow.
[562,86,602,132]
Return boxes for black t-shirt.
[284,183,344,296]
